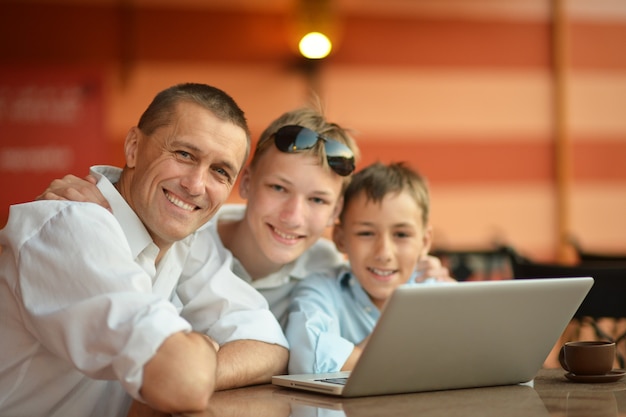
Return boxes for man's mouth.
[165,190,196,212]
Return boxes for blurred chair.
[577,250,626,266]
[431,245,515,281]
[509,253,626,368]
[569,237,626,266]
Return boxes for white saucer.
[565,369,626,383]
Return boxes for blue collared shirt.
[285,264,449,374]
[285,264,381,374]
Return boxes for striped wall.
[1,0,625,260]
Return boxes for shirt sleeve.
[285,275,355,374]
[176,227,288,348]
[4,202,191,399]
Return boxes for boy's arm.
[36,174,111,211]
[285,276,355,374]
[340,335,370,371]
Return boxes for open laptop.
[272,277,593,397]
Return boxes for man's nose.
[180,166,207,196]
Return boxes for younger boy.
[285,161,454,374]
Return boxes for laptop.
[272,277,593,397]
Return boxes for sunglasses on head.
[273,125,355,176]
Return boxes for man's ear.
[124,127,140,169]
[332,224,347,254]
[238,166,252,200]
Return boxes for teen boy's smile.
[236,146,344,277]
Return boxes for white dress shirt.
[0,166,287,417]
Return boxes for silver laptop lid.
[342,277,592,396]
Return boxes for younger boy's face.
[333,190,432,310]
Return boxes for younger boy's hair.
[340,161,430,226]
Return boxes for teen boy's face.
[333,190,432,310]
[239,145,344,266]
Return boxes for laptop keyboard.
[316,377,348,385]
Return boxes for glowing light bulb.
[298,32,332,59]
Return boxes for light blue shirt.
[285,264,445,374]
[285,264,380,374]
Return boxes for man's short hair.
[137,83,251,161]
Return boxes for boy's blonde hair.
[339,161,430,226]
[250,107,360,191]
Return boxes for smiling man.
[116,94,246,260]
[0,83,288,417]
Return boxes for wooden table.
[169,368,626,417]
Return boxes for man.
[0,83,288,417]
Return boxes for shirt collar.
[337,265,354,288]
[90,165,155,261]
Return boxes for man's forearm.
[215,340,288,391]
[141,331,217,412]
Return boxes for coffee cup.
[559,341,616,375]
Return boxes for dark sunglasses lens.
[275,125,318,152]
[327,156,355,176]
[274,125,355,176]
[323,140,355,176]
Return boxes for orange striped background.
[1,0,625,259]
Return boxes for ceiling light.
[298,32,332,59]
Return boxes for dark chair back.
[578,252,626,268]
[569,238,626,266]
[510,261,626,320]
[430,245,515,281]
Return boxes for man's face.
[123,101,248,249]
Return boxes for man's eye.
[176,150,192,159]
[214,167,232,181]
